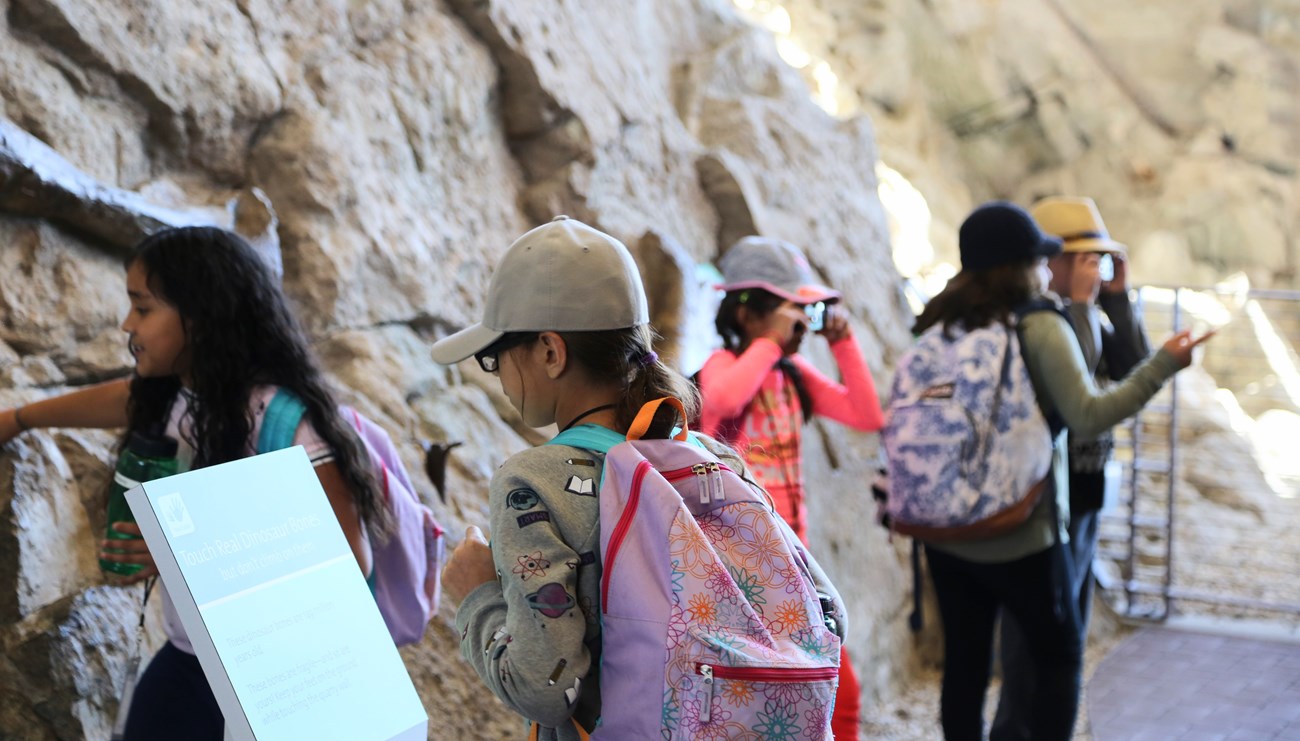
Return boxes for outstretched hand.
[1162,329,1215,369]
[441,525,496,605]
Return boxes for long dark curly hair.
[714,288,813,422]
[124,227,390,538]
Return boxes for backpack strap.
[257,389,308,454]
[1013,299,1070,437]
[627,397,689,442]
[547,424,626,454]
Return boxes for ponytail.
[560,325,699,439]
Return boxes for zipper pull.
[697,663,714,722]
[693,463,710,504]
[709,462,725,501]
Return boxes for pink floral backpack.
[548,398,844,739]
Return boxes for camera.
[1098,254,1115,283]
[804,301,827,332]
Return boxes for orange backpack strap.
[627,397,688,442]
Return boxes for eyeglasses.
[474,333,539,374]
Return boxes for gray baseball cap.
[718,236,840,304]
[430,216,649,364]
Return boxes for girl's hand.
[100,522,159,585]
[759,303,809,346]
[817,308,852,343]
[1162,329,1215,369]
[442,526,497,605]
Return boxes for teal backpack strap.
[546,424,626,454]
[546,425,710,453]
[257,389,308,454]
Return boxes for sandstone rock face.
[0,0,914,737]
[768,0,1299,288]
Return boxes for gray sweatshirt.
[454,434,847,740]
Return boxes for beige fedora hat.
[1030,196,1127,255]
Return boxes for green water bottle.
[100,432,179,576]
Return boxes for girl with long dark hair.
[0,226,388,739]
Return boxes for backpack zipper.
[696,663,838,682]
[601,460,653,612]
[709,462,725,501]
[699,663,714,722]
[661,462,734,504]
[695,662,837,721]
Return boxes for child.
[0,227,388,740]
[913,202,1210,740]
[434,216,847,740]
[697,235,884,740]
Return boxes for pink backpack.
[549,398,843,739]
[260,391,444,646]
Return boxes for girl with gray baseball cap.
[431,217,774,739]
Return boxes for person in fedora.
[912,201,1211,741]
[992,196,1153,741]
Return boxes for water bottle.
[100,432,179,576]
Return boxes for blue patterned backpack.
[882,313,1054,541]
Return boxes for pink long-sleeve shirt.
[698,336,883,542]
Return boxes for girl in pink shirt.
[698,236,884,740]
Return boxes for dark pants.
[123,641,223,741]
[926,542,1083,741]
[992,472,1103,741]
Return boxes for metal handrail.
[1105,283,1300,622]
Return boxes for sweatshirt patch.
[516,511,551,528]
[565,475,595,496]
[507,488,540,510]
[526,583,576,618]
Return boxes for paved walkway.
[1087,627,1300,740]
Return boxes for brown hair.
[913,262,1040,338]
[560,325,700,438]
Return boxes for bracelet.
[12,406,30,432]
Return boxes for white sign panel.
[127,446,428,740]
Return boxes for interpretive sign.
[127,446,428,740]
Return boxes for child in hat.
[697,235,884,740]
[434,217,849,740]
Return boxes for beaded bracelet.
[12,407,30,432]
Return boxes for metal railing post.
[1163,287,1183,620]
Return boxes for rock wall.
[768,0,1300,289]
[0,0,915,737]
